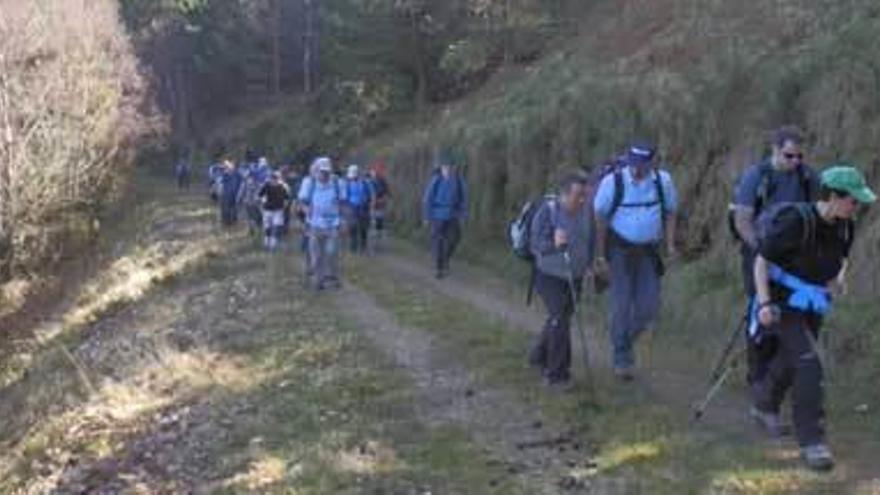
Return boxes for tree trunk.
[303,0,314,94]
[272,0,282,96]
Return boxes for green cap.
[821,164,876,204]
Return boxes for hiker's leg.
[359,214,370,253]
[631,249,662,340]
[430,220,445,272]
[536,272,571,383]
[309,232,324,285]
[262,209,272,248]
[446,219,461,265]
[608,245,636,369]
[786,315,826,447]
[753,317,797,415]
[326,230,340,284]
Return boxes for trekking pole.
[692,346,746,421]
[707,308,749,385]
[562,249,594,393]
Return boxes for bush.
[0,0,155,280]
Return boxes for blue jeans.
[608,242,661,369]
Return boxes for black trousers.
[529,271,582,383]
[742,247,778,385]
[752,311,825,447]
[349,209,370,253]
[430,219,461,272]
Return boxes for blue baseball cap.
[627,142,656,165]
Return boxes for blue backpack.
[347,179,372,207]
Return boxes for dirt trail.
[332,283,598,493]
[370,247,880,483]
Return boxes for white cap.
[313,156,332,173]
[347,164,359,179]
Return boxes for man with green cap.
[751,164,875,471]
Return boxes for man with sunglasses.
[751,164,874,470]
[732,126,820,408]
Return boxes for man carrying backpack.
[218,160,244,227]
[732,126,820,390]
[298,157,346,290]
[527,173,592,391]
[258,171,291,251]
[344,164,374,255]
[369,162,392,253]
[422,151,468,279]
[593,142,678,381]
[751,164,874,471]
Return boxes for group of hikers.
[176,124,875,472]
[191,153,391,288]
[513,126,874,472]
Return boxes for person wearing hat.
[751,164,875,471]
[732,126,821,394]
[344,164,375,255]
[258,171,291,251]
[593,141,679,380]
[298,157,346,289]
[422,150,468,279]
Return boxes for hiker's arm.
[662,172,679,255]
[422,178,435,222]
[830,258,849,296]
[734,208,757,248]
[530,205,556,256]
[594,218,608,262]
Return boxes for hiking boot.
[542,377,573,393]
[801,444,835,471]
[613,366,635,381]
[435,269,446,279]
[749,406,787,438]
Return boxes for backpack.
[428,171,465,209]
[507,195,557,262]
[728,163,813,241]
[755,202,817,251]
[347,179,372,207]
[507,195,557,305]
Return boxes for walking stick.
[563,250,594,394]
[692,346,746,421]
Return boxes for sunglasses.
[783,152,804,161]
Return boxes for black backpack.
[728,163,812,241]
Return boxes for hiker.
[218,160,244,227]
[593,142,678,380]
[344,164,374,254]
[258,171,291,251]
[174,158,191,190]
[282,164,303,238]
[298,157,346,290]
[207,160,224,201]
[369,162,392,252]
[732,126,820,388]
[422,151,468,279]
[252,156,272,186]
[527,173,592,390]
[750,164,874,471]
[242,174,263,236]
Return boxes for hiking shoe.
[749,406,787,438]
[801,444,835,471]
[542,377,573,393]
[613,366,635,381]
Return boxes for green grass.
[346,250,865,494]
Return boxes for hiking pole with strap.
[562,248,594,392]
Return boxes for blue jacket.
[220,170,244,202]
[423,172,467,221]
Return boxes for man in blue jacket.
[422,151,468,279]
[218,160,244,227]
